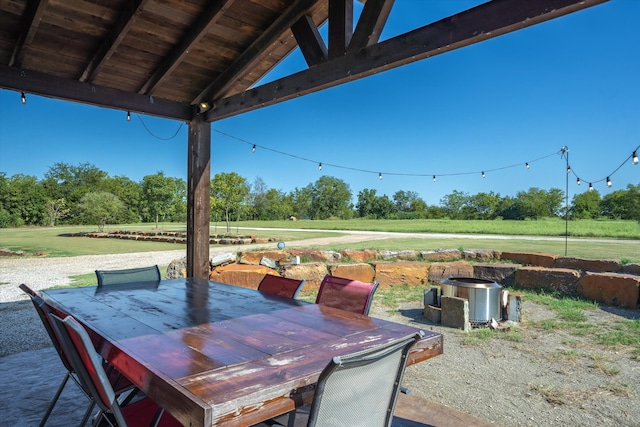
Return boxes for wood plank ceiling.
[1,0,607,123]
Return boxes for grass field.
[0,219,639,262]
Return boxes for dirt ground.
[369,299,640,427]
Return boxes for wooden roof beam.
[291,15,327,68]
[79,0,150,83]
[193,0,317,105]
[9,0,50,68]
[138,0,235,96]
[328,0,353,58]
[206,0,608,121]
[347,0,394,53]
[0,64,193,121]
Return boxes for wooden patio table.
[41,278,443,427]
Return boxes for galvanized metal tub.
[441,277,502,325]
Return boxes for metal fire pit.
[441,277,502,326]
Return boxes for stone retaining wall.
[166,248,640,309]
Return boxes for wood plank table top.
[42,278,443,427]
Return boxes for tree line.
[1,162,638,230]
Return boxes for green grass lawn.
[1,219,638,262]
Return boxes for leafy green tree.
[290,186,313,219]
[247,177,269,220]
[467,192,500,219]
[2,174,47,225]
[440,190,470,219]
[512,187,564,219]
[371,194,395,219]
[356,188,379,218]
[103,175,143,223]
[0,173,26,227]
[78,191,124,231]
[45,198,70,226]
[601,184,640,220]
[142,172,177,228]
[570,190,601,219]
[308,176,353,219]
[261,188,294,220]
[210,172,249,232]
[42,162,108,222]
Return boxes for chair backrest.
[315,275,379,315]
[257,275,305,299]
[19,284,75,373]
[47,313,129,425]
[95,265,161,287]
[307,332,423,427]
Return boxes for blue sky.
[1,0,638,206]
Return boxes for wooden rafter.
[328,0,353,58]
[291,15,327,67]
[9,0,50,68]
[207,0,607,121]
[193,0,317,104]
[138,0,235,96]
[79,0,150,83]
[0,64,192,121]
[347,0,394,53]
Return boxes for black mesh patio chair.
[257,275,306,299]
[19,284,136,427]
[307,332,422,427]
[47,313,182,427]
[273,332,423,427]
[95,265,161,287]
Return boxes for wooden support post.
[187,116,211,279]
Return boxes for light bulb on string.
[588,183,594,192]
[607,177,612,188]
[525,163,530,169]
[318,163,322,171]
[633,151,639,165]
[379,172,382,180]
[566,165,571,174]
[251,145,256,153]
[481,171,485,179]
[432,175,436,182]
[576,177,581,186]
[127,111,131,122]
[21,92,26,104]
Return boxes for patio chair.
[18,284,136,427]
[281,331,423,427]
[47,313,182,427]
[257,275,306,299]
[95,265,161,287]
[315,275,379,315]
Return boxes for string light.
[588,183,594,191]
[20,92,26,104]
[211,130,637,187]
[606,176,612,188]
[127,111,131,122]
